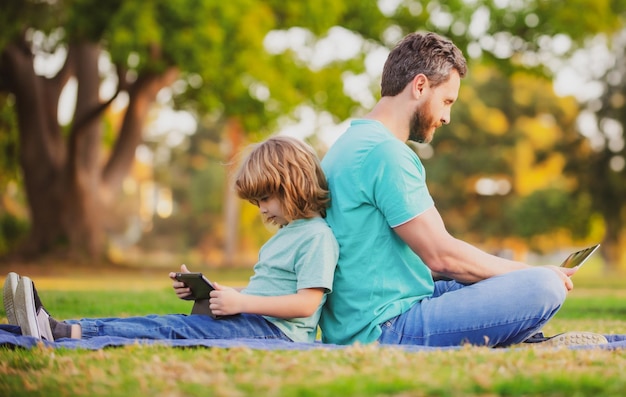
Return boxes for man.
[319,31,607,347]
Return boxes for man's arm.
[393,206,574,288]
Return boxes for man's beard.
[408,105,435,143]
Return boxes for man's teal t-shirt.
[320,119,435,345]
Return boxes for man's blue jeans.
[378,267,567,347]
[67,313,292,341]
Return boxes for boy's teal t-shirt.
[242,217,338,343]
[320,119,435,345]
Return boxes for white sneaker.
[14,276,41,339]
[14,276,55,341]
[3,272,20,325]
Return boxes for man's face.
[408,70,461,144]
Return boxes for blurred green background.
[0,0,625,272]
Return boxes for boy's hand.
[169,264,192,299]
[209,282,244,316]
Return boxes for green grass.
[1,273,626,396]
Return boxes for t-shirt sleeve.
[294,228,338,293]
[362,140,434,228]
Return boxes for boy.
[4,136,338,343]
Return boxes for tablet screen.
[560,244,600,268]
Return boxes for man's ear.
[412,74,428,98]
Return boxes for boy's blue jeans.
[378,267,567,347]
[67,313,291,341]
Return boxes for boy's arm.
[209,284,325,318]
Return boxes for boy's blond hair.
[234,136,330,221]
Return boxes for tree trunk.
[222,118,245,266]
[601,209,623,272]
[4,42,105,258]
[3,37,178,261]
[3,42,64,256]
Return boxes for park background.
[1,0,625,274]
[3,3,626,395]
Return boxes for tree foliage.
[1,0,625,267]
[379,0,625,264]
[559,29,626,266]
[423,64,585,251]
[0,0,386,261]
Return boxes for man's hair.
[381,32,467,97]
[234,135,330,220]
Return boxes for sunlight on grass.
[2,343,626,396]
[1,268,625,396]
[29,276,172,291]
[2,267,254,292]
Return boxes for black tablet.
[175,272,215,300]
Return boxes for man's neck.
[363,97,409,142]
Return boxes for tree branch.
[100,66,179,195]
[69,59,129,139]
[1,37,62,168]
[0,39,31,94]
[49,43,76,91]
[69,88,121,138]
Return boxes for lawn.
[1,263,625,396]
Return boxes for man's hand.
[169,264,192,299]
[545,265,577,291]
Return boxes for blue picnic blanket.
[1,324,626,351]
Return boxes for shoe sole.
[536,331,608,347]
[14,276,41,338]
[3,272,19,325]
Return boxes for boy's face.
[257,196,288,226]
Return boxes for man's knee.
[523,267,567,309]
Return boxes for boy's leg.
[11,277,291,342]
[68,313,292,341]
[379,267,567,347]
